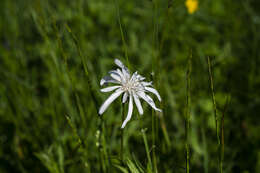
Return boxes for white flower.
[99,59,162,128]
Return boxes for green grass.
[1,0,260,172]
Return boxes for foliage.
[0,0,260,172]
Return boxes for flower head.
[99,59,162,128]
[185,0,198,14]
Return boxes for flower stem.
[185,50,192,173]
[207,56,229,173]
[152,107,158,173]
[120,102,125,161]
[207,57,220,146]
[150,73,158,173]
[207,56,221,173]
[114,0,130,69]
[141,128,153,172]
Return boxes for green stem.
[220,96,230,173]
[207,57,219,144]
[101,121,109,173]
[150,74,158,173]
[152,110,157,172]
[207,57,221,173]
[152,0,159,75]
[141,129,153,172]
[114,0,130,69]
[97,117,108,173]
[152,110,158,173]
[121,102,125,161]
[185,51,192,173]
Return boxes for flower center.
[122,79,143,93]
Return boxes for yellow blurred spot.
[185,0,198,14]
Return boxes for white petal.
[145,94,162,112]
[100,86,121,92]
[121,94,133,128]
[114,59,130,75]
[122,68,130,79]
[113,59,130,80]
[109,69,123,78]
[137,91,162,112]
[145,87,161,101]
[122,92,128,103]
[117,69,126,83]
[133,93,143,115]
[100,76,118,86]
[136,74,145,81]
[109,70,118,74]
[110,73,121,82]
[141,81,153,86]
[99,89,124,115]
[109,70,120,77]
[116,69,124,78]
[100,78,107,86]
[115,59,125,68]
[130,72,138,82]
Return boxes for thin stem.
[152,110,158,172]
[151,74,158,173]
[207,56,221,173]
[137,113,153,171]
[98,117,108,173]
[185,50,192,173]
[101,121,109,173]
[141,129,153,172]
[202,126,208,173]
[220,95,230,173]
[114,0,130,69]
[207,57,219,144]
[121,102,125,161]
[152,0,159,75]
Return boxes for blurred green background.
[0,0,260,172]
